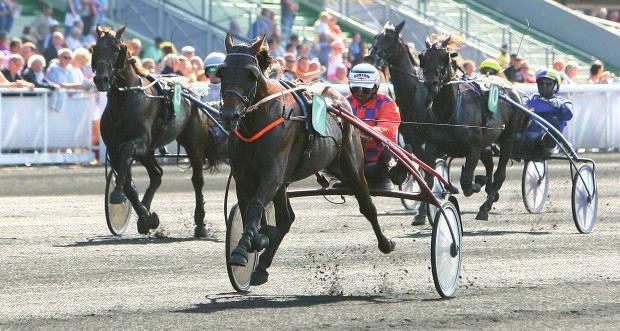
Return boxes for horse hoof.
[229,248,248,266]
[379,239,396,254]
[250,268,269,286]
[250,232,270,252]
[493,193,500,203]
[474,175,487,187]
[411,214,426,226]
[109,191,127,204]
[194,225,208,238]
[475,210,489,221]
[137,218,150,235]
[148,213,160,229]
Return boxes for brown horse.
[93,25,218,237]
[218,34,395,285]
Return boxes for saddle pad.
[312,94,328,136]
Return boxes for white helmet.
[204,52,226,71]
[348,63,380,88]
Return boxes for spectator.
[181,45,195,60]
[516,61,535,83]
[95,0,108,27]
[160,54,182,75]
[314,11,331,39]
[0,0,20,33]
[297,42,312,60]
[496,44,510,69]
[327,39,345,82]
[82,0,102,37]
[503,54,523,82]
[43,20,61,49]
[43,31,65,67]
[2,53,25,82]
[327,16,344,40]
[282,53,296,81]
[281,0,298,41]
[72,47,94,82]
[608,10,619,23]
[190,55,203,79]
[64,0,82,35]
[141,57,155,74]
[462,59,476,79]
[0,70,33,88]
[249,9,275,39]
[317,34,330,66]
[45,48,83,88]
[65,25,84,50]
[81,25,97,48]
[31,2,54,48]
[268,37,283,58]
[8,37,20,55]
[157,41,177,72]
[21,27,36,44]
[23,55,57,89]
[552,57,570,83]
[587,61,609,84]
[127,38,142,57]
[348,32,365,66]
[271,56,285,80]
[284,43,297,57]
[295,55,308,79]
[178,56,195,82]
[564,61,578,84]
[333,64,348,84]
[229,19,241,37]
[20,42,36,69]
[298,59,324,83]
[142,36,163,61]
[0,31,8,51]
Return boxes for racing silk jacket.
[524,94,574,134]
[347,92,400,163]
[201,82,221,103]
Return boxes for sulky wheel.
[105,171,131,236]
[571,164,598,234]
[521,160,549,214]
[426,159,450,226]
[431,200,463,298]
[400,172,422,211]
[225,203,259,292]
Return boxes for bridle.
[369,32,421,81]
[420,44,456,90]
[220,52,260,115]
[93,36,133,90]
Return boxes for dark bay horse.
[219,34,395,285]
[93,25,217,237]
[366,22,434,224]
[419,37,524,220]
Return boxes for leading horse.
[93,25,217,237]
[219,34,395,285]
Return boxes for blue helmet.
[535,69,561,93]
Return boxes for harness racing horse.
[419,37,524,220]
[366,21,434,224]
[93,25,218,237]
[219,34,395,285]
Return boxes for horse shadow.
[396,229,552,239]
[57,234,223,247]
[176,293,414,315]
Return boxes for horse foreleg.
[476,146,510,221]
[460,147,482,197]
[252,185,295,286]
[141,154,163,211]
[109,142,136,204]
[478,149,494,194]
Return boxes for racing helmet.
[204,52,226,74]
[348,63,380,88]
[479,58,501,75]
[536,69,561,93]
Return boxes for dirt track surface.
[1,154,619,330]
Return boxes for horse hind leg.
[251,186,296,286]
[187,147,207,238]
[141,154,163,211]
[477,141,511,220]
[460,146,482,197]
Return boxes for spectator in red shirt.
[344,63,405,190]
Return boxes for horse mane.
[255,46,273,73]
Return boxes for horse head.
[92,24,128,92]
[366,21,406,70]
[217,33,271,131]
[419,36,458,96]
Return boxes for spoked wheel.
[431,200,463,298]
[571,164,598,234]
[105,171,131,236]
[521,160,549,214]
[426,159,450,226]
[399,168,422,211]
[225,203,259,292]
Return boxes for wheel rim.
[522,161,548,213]
[105,172,131,236]
[427,160,449,225]
[400,174,421,210]
[432,202,462,298]
[227,204,258,291]
[572,165,597,234]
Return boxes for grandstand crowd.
[0,0,616,92]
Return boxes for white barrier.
[0,88,96,165]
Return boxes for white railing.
[0,88,98,165]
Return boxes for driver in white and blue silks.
[515,69,574,156]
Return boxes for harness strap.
[244,85,308,113]
[233,117,285,143]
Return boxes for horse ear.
[96,25,104,39]
[395,21,405,34]
[425,37,431,49]
[225,33,233,52]
[116,23,127,39]
[383,21,391,30]
[251,34,266,54]
[441,36,452,48]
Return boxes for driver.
[516,69,573,157]
[344,63,406,190]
